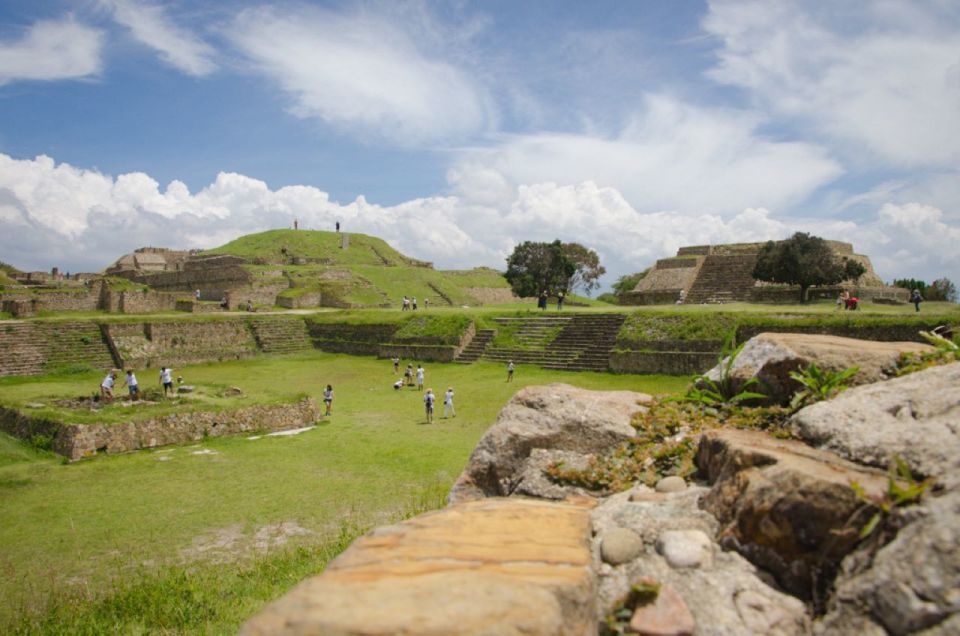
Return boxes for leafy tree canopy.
[893,277,956,302]
[611,270,649,300]
[563,242,606,296]
[504,240,577,298]
[752,232,866,302]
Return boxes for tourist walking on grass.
[507,360,515,382]
[424,388,435,423]
[416,364,425,391]
[443,387,455,418]
[911,289,923,312]
[405,364,414,386]
[124,370,139,400]
[412,296,418,310]
[323,384,333,416]
[392,356,400,373]
[160,366,174,397]
[100,371,116,402]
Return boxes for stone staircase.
[542,313,626,372]
[0,321,117,377]
[249,318,314,354]
[455,328,495,363]
[684,254,757,304]
[480,314,626,372]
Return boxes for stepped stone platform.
[0,321,117,377]
[626,240,908,305]
[455,328,495,362]
[248,317,313,354]
[241,497,596,635]
[482,314,625,372]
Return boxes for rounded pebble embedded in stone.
[655,476,687,493]
[600,527,644,565]
[656,529,713,569]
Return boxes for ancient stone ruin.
[242,344,960,635]
[625,240,907,305]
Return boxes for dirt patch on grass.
[179,521,315,564]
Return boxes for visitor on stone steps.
[416,364,425,391]
[507,360,515,382]
[443,387,455,418]
[424,388,435,423]
[160,366,174,397]
[124,369,139,400]
[323,384,333,416]
[911,289,923,312]
[100,371,116,402]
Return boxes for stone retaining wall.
[0,397,320,461]
[609,350,719,375]
[105,319,259,368]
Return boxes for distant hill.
[0,261,22,286]
[203,229,512,308]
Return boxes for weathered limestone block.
[448,383,649,504]
[697,428,889,599]
[701,332,932,404]
[791,362,960,483]
[592,488,808,635]
[240,498,596,636]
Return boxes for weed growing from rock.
[896,330,959,376]
[851,455,934,540]
[601,579,661,635]
[788,363,860,412]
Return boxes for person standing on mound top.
[507,360,515,382]
[424,388,435,423]
[159,366,174,397]
[323,384,333,416]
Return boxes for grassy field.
[0,352,687,634]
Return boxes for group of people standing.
[391,357,453,423]
[401,296,427,311]
[537,290,564,311]
[99,366,177,402]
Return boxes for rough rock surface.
[697,428,889,599]
[511,448,595,500]
[592,487,809,635]
[628,583,695,635]
[448,383,648,504]
[702,332,932,404]
[791,362,960,483]
[240,498,596,635]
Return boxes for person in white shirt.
[159,367,174,397]
[443,388,455,418]
[507,361,515,382]
[124,370,139,400]
[323,384,333,416]
[100,372,116,402]
[416,365,425,391]
[424,388,435,423]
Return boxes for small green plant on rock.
[681,339,766,407]
[896,330,959,376]
[788,363,860,411]
[851,455,934,540]
[602,579,661,635]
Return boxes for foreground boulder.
[701,332,931,404]
[448,383,649,504]
[791,362,960,484]
[241,498,596,635]
[697,428,889,600]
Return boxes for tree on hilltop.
[611,270,649,301]
[505,240,577,298]
[752,232,866,303]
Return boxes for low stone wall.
[610,350,719,375]
[378,344,458,362]
[735,322,949,344]
[277,291,322,309]
[0,398,320,461]
[116,289,180,313]
[32,289,99,312]
[463,287,519,305]
[104,319,259,368]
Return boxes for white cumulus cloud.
[101,0,217,76]
[0,18,103,85]
[226,5,491,145]
[703,0,960,168]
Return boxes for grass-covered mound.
[204,229,511,308]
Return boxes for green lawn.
[0,352,687,634]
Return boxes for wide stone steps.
[249,318,314,354]
[685,255,757,304]
[0,321,116,376]
[455,329,495,363]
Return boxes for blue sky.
[1,0,958,291]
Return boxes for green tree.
[752,233,867,303]
[504,240,577,298]
[562,242,606,296]
[928,278,957,302]
[892,278,928,296]
[611,270,648,301]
